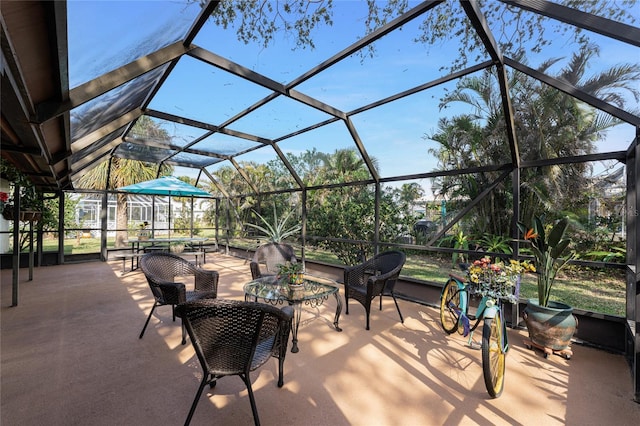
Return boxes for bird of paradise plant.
[517,215,575,307]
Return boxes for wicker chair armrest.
[343,260,374,288]
[367,267,400,285]
[155,280,187,305]
[193,267,219,295]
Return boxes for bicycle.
[439,259,522,398]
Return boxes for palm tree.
[77,117,173,247]
[431,45,639,230]
[77,158,166,247]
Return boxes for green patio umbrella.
[118,176,210,197]
[119,176,210,238]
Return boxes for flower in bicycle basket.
[467,256,534,303]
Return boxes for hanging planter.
[2,205,13,220]
[2,206,42,222]
[19,211,42,222]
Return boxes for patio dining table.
[244,274,343,353]
[117,237,210,272]
[125,237,209,253]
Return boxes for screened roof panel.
[191,1,410,85]
[146,55,274,126]
[510,69,635,159]
[167,151,222,168]
[190,133,263,157]
[276,120,372,185]
[128,116,209,148]
[114,141,177,164]
[71,125,126,156]
[234,149,299,192]
[204,162,253,196]
[294,2,489,113]
[67,1,202,89]
[70,66,168,142]
[481,3,640,115]
[228,95,336,140]
[350,76,494,177]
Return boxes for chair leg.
[365,303,371,330]
[184,375,209,426]
[392,293,404,323]
[241,373,261,426]
[345,292,350,315]
[181,320,187,345]
[277,353,285,387]
[139,302,158,339]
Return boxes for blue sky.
[68,1,639,194]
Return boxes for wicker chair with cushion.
[178,299,293,426]
[343,250,406,330]
[249,242,297,280]
[139,252,218,344]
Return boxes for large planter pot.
[523,298,577,359]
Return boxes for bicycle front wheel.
[482,315,506,398]
[440,279,462,334]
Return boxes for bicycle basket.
[468,274,520,304]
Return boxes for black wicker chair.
[178,299,293,426]
[343,250,406,330]
[139,252,218,344]
[249,242,297,280]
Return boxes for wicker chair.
[178,299,293,426]
[139,252,218,344]
[343,250,406,330]
[249,242,297,280]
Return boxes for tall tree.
[429,46,639,233]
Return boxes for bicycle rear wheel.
[440,279,462,334]
[482,315,505,397]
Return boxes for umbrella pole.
[168,196,171,239]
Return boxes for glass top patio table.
[244,274,343,353]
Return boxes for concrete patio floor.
[2,253,639,425]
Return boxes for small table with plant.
[244,273,343,353]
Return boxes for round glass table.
[244,274,343,353]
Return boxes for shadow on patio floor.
[2,253,638,425]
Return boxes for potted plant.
[244,205,301,244]
[137,221,150,241]
[277,262,304,285]
[517,215,577,358]
[277,262,305,299]
[170,242,185,254]
[0,159,44,222]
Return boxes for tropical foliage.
[76,116,173,247]
[428,46,639,238]
[245,205,302,244]
[517,215,575,307]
